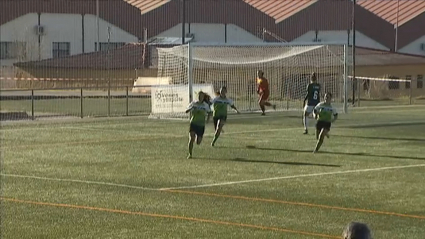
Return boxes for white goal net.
[150,43,349,119]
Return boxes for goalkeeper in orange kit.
[256,70,276,115]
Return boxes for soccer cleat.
[303,129,308,134]
[261,112,266,116]
[313,150,318,154]
[211,142,215,147]
[187,154,192,159]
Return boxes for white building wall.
[40,13,83,59]
[292,30,390,51]
[0,13,39,66]
[0,13,138,67]
[398,35,425,56]
[155,23,262,43]
[83,14,138,53]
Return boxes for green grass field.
[1,106,425,238]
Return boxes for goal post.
[150,42,349,119]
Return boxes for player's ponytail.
[203,93,212,105]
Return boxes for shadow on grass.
[334,134,425,143]
[208,146,340,167]
[244,145,425,161]
[345,122,424,129]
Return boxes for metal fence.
[0,85,152,121]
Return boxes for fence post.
[80,88,83,118]
[108,80,111,117]
[31,89,35,120]
[126,86,129,116]
[409,80,413,105]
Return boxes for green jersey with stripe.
[211,96,234,117]
[314,102,337,122]
[187,101,211,126]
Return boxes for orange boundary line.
[1,197,339,239]
[165,190,425,220]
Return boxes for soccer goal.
[150,42,350,119]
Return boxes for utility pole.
[181,0,186,45]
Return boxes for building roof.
[397,12,425,49]
[244,0,317,23]
[358,0,425,26]
[349,46,425,66]
[2,0,424,53]
[275,0,395,49]
[0,0,143,38]
[123,0,170,14]
[14,43,147,70]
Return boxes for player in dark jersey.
[303,72,321,134]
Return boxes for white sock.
[303,116,308,130]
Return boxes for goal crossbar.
[187,41,348,47]
[348,76,411,82]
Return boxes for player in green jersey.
[185,91,212,159]
[312,93,338,153]
[211,86,240,146]
[303,72,321,134]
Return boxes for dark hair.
[203,92,212,105]
[311,72,317,81]
[325,92,332,98]
[343,222,371,239]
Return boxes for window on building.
[417,75,423,89]
[405,75,411,89]
[95,42,126,52]
[388,81,399,90]
[0,42,26,59]
[52,42,70,58]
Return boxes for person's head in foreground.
[198,91,206,102]
[343,222,371,239]
[257,70,264,78]
[219,86,227,97]
[311,72,317,83]
[324,92,332,104]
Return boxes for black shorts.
[213,116,227,129]
[316,121,331,131]
[189,123,205,137]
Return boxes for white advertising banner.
[151,84,215,114]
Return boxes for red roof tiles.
[358,0,425,26]
[123,0,170,14]
[244,0,317,23]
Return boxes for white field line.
[159,164,425,190]
[0,173,158,191]
[2,164,425,191]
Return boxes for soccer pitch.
[1,106,425,238]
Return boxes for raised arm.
[185,102,194,113]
